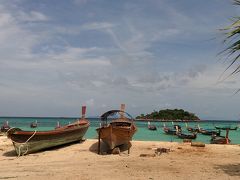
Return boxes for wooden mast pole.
[98,129,101,154]
[226,129,230,144]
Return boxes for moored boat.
[163,124,181,135]
[148,121,157,131]
[215,126,238,130]
[185,123,200,133]
[210,135,231,144]
[187,127,200,133]
[210,128,231,144]
[177,132,197,139]
[96,104,137,153]
[210,126,238,144]
[7,106,90,156]
[30,120,38,128]
[163,127,178,135]
[1,121,10,132]
[199,129,221,136]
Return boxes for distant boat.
[7,106,90,156]
[1,121,10,132]
[55,121,61,129]
[30,120,38,128]
[199,129,221,136]
[176,132,197,139]
[163,124,181,135]
[148,121,157,131]
[163,127,178,135]
[210,135,231,144]
[185,123,200,133]
[210,128,231,144]
[96,104,137,153]
[187,127,200,133]
[215,126,238,130]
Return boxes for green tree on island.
[136,109,200,121]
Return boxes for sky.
[0,0,240,120]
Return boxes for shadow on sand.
[89,141,132,155]
[2,139,85,157]
[215,163,240,176]
[3,150,17,157]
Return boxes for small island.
[136,109,200,122]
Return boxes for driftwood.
[139,147,171,157]
[191,142,205,147]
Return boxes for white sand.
[0,136,240,180]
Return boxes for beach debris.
[155,147,170,155]
[191,142,205,147]
[139,153,156,157]
[183,139,192,143]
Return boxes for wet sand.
[0,136,240,180]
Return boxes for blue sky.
[0,0,240,119]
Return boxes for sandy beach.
[0,135,240,180]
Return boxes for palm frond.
[234,0,240,5]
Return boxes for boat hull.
[7,120,90,155]
[177,133,197,139]
[187,127,200,133]
[200,129,220,136]
[210,136,231,144]
[96,124,137,150]
[163,127,180,135]
[148,125,157,131]
[215,126,238,130]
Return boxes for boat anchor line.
[7,129,37,157]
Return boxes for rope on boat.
[6,127,17,134]
[11,130,37,157]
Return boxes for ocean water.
[1,117,239,144]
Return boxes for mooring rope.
[9,130,37,157]
[6,127,16,134]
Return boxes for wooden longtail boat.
[177,132,197,139]
[211,135,231,144]
[1,121,10,132]
[215,126,238,130]
[163,127,178,135]
[187,127,200,133]
[7,106,90,156]
[210,127,235,144]
[96,104,137,153]
[163,124,181,135]
[199,129,221,136]
[185,123,200,133]
[30,120,38,128]
[148,122,157,130]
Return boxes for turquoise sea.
[1,117,239,144]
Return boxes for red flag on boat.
[82,106,86,119]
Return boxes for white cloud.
[82,22,115,30]
[17,11,48,22]
[0,0,239,119]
